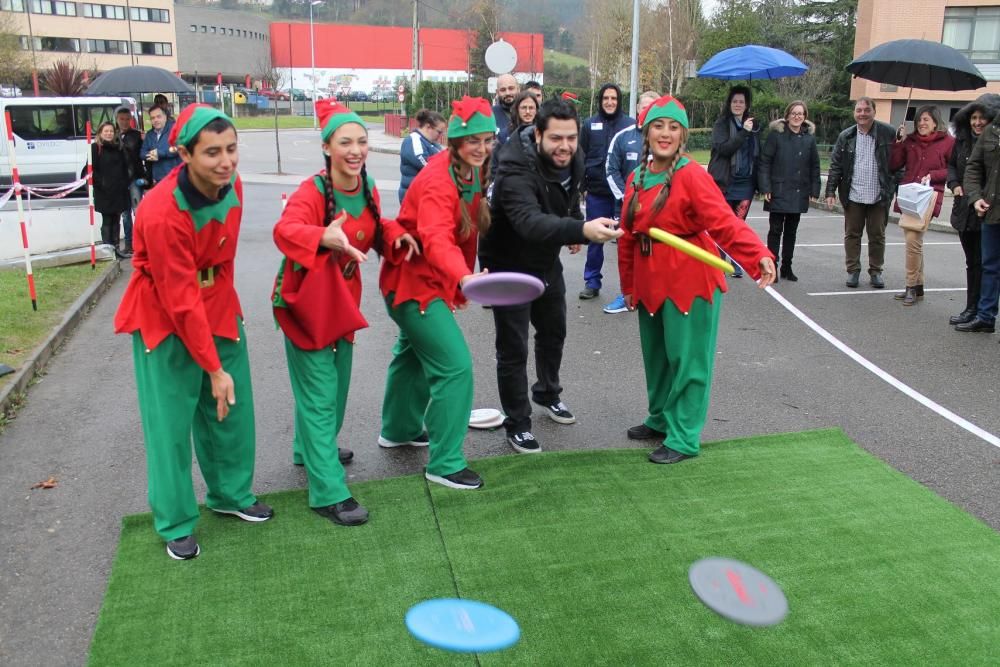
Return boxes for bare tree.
[256,55,287,175]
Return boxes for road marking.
[807,287,965,296]
[765,286,1000,449]
[796,242,961,247]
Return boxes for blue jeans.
[583,193,615,289]
[976,223,1000,324]
[122,181,144,244]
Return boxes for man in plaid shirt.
[826,97,898,289]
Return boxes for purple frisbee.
[462,272,544,306]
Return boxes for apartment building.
[0,0,178,73]
[853,0,1000,124]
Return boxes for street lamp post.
[309,0,324,130]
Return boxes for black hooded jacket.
[948,93,1000,232]
[479,125,588,278]
[579,83,634,197]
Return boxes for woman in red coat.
[890,105,955,305]
[378,96,496,490]
[272,101,416,526]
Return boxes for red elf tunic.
[114,168,244,372]
[618,160,773,315]
[272,173,405,345]
[379,150,480,310]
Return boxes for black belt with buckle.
[198,265,222,288]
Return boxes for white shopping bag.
[896,183,935,219]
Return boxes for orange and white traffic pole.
[4,110,37,310]
[85,120,96,269]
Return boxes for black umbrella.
[847,39,986,97]
[85,65,195,96]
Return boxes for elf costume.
[272,101,406,511]
[114,105,267,542]
[618,96,773,460]
[379,96,496,482]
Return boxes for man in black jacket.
[481,99,621,454]
[116,106,145,256]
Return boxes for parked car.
[346,91,369,102]
[259,89,290,101]
[280,88,311,101]
[369,91,391,103]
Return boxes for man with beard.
[578,83,634,299]
[480,98,622,454]
[492,73,520,146]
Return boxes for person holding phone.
[707,85,761,278]
[140,105,181,186]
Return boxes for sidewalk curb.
[0,260,122,423]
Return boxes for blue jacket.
[140,118,181,183]
[398,130,442,203]
[492,102,514,146]
[605,123,643,204]
[579,83,633,198]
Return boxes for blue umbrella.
[697,45,809,80]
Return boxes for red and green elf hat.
[447,96,497,139]
[169,103,233,148]
[561,91,580,104]
[638,95,689,130]
[316,99,366,142]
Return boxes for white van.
[0,96,135,188]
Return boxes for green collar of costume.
[174,174,241,231]
[635,156,690,189]
[175,107,231,148]
[450,166,481,203]
[312,173,374,219]
[321,111,366,142]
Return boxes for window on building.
[209,26,215,34]
[30,0,77,16]
[19,35,81,52]
[86,39,128,54]
[82,3,125,19]
[189,24,196,32]
[200,25,206,33]
[227,28,233,36]
[132,41,172,56]
[943,7,1000,62]
[0,0,25,11]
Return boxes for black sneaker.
[338,447,354,464]
[538,401,576,425]
[648,445,695,464]
[425,468,483,490]
[313,498,369,526]
[507,431,541,454]
[579,287,600,300]
[212,501,274,522]
[166,535,200,560]
[377,433,430,448]
[627,423,666,440]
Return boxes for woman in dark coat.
[947,94,1000,324]
[92,121,132,259]
[707,85,760,277]
[757,100,821,281]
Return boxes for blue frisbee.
[405,599,520,653]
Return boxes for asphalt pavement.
[1,136,999,666]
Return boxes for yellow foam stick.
[647,227,735,274]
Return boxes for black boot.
[781,263,798,282]
[952,268,980,324]
[899,284,925,301]
[949,308,977,325]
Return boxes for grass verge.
[89,429,1000,665]
[0,261,111,391]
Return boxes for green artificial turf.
[89,430,1000,665]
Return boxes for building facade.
[1,0,177,73]
[852,0,1000,124]
[174,4,270,86]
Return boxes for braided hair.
[448,137,492,239]
[322,151,383,256]
[623,124,689,230]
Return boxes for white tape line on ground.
[765,285,1000,449]
[808,287,966,296]
[796,242,960,247]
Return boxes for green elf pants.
[132,319,257,541]
[637,289,723,456]
[381,296,471,477]
[284,337,354,508]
